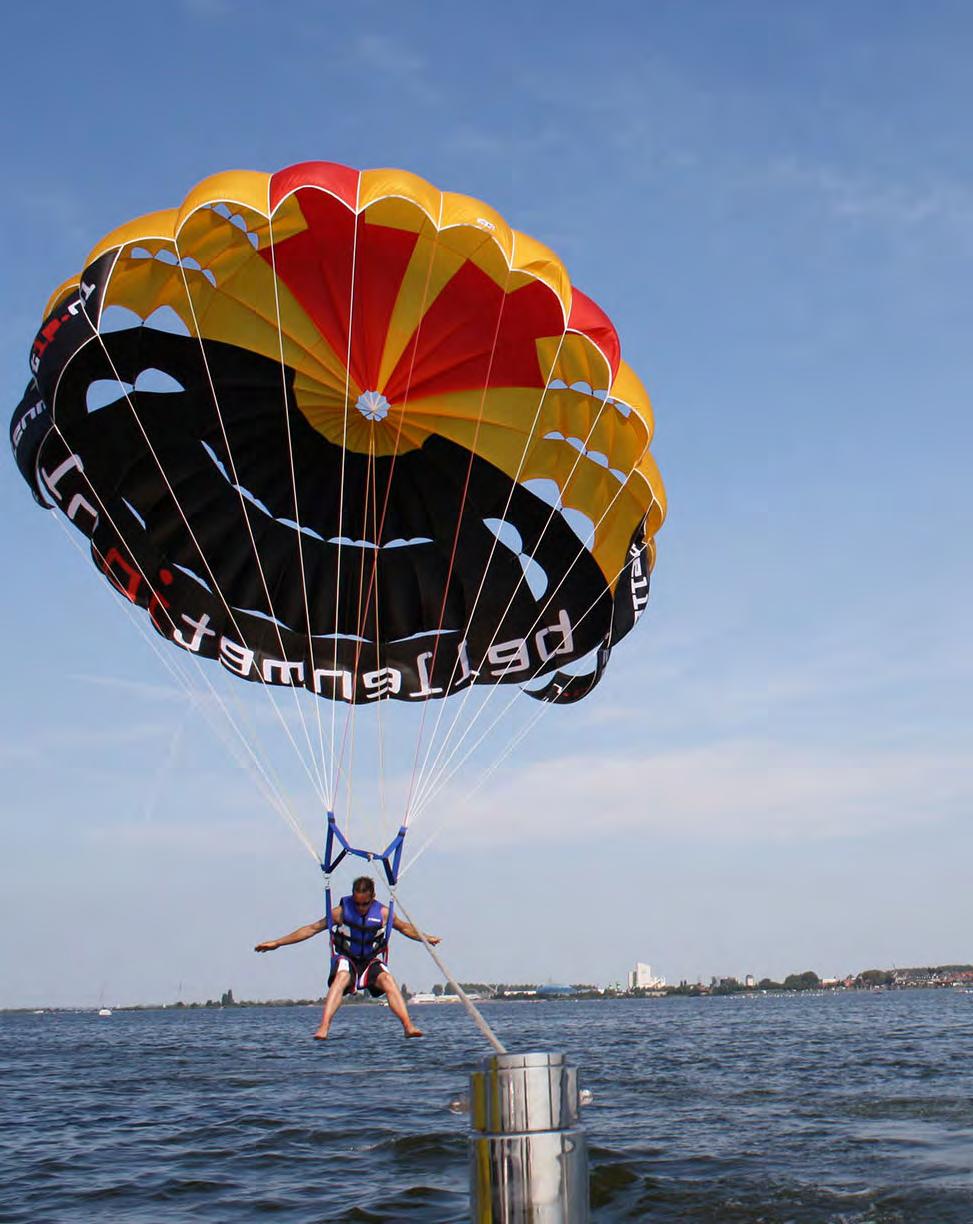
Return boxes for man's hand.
[254,940,279,953]
[426,935,442,946]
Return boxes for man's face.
[353,889,374,913]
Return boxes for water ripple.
[2,993,973,1220]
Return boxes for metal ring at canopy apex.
[10,161,666,707]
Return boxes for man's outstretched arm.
[255,916,329,952]
[391,913,441,946]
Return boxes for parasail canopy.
[10,162,665,714]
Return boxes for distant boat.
[98,1008,112,1017]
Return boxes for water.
[2,992,972,1221]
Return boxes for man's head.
[352,876,376,911]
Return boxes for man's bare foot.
[404,1026,424,1038]
[313,1027,330,1041]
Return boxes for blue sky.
[2,1,971,1006]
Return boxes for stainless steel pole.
[469,1051,589,1223]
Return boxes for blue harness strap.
[321,811,406,955]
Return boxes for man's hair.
[352,875,376,896]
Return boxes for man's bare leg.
[315,970,350,1039]
[377,970,423,1037]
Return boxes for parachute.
[9,162,665,862]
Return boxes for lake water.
[2,991,972,1221]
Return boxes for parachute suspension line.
[400,260,517,825]
[369,430,391,842]
[410,436,657,817]
[328,204,441,841]
[413,380,615,796]
[324,195,447,843]
[362,201,447,847]
[173,251,331,808]
[48,497,318,862]
[402,689,550,876]
[329,196,446,845]
[266,196,333,807]
[406,327,570,819]
[357,431,391,848]
[406,324,570,808]
[411,506,648,819]
[389,886,506,1055]
[50,499,317,861]
[172,254,328,807]
[328,181,363,807]
[141,711,188,826]
[83,306,330,813]
[401,534,656,872]
[333,431,379,834]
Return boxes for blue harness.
[321,812,406,961]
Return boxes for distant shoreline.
[5,980,972,1015]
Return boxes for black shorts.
[329,954,387,998]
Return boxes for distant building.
[629,962,666,990]
[745,975,756,989]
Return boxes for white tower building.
[628,962,666,989]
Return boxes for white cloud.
[43,719,178,753]
[414,736,971,852]
[764,156,973,243]
[69,672,186,702]
[80,813,297,856]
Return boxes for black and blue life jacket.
[332,896,388,961]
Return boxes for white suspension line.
[266,198,333,807]
[49,502,318,861]
[328,183,362,808]
[81,296,329,813]
[368,431,391,846]
[331,429,380,836]
[407,502,654,830]
[410,380,615,807]
[410,430,656,818]
[326,193,446,849]
[399,262,519,825]
[51,504,316,859]
[399,692,550,878]
[42,413,312,858]
[140,709,188,826]
[358,199,447,849]
[173,247,330,808]
[406,330,573,815]
[412,676,550,825]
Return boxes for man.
[255,875,440,1040]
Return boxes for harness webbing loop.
[321,811,406,954]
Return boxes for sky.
[2,1,971,1007]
